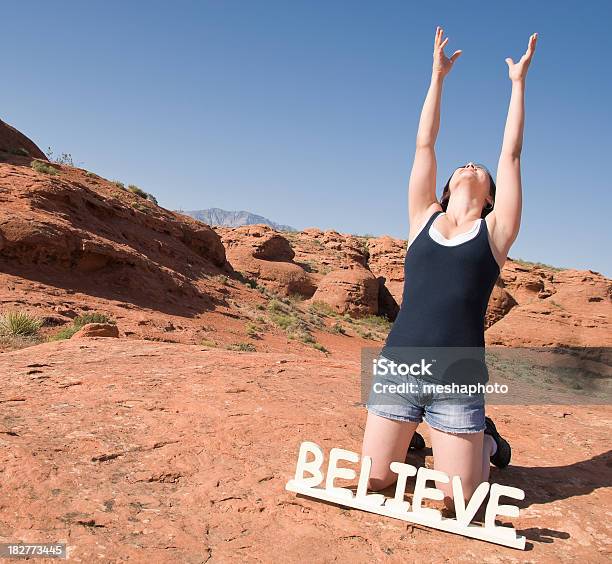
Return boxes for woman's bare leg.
[429,426,493,507]
[361,411,419,491]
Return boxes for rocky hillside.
[0,118,610,357]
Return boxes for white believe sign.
[285,441,526,550]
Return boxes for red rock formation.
[368,235,406,307]
[486,281,519,328]
[72,322,119,338]
[486,266,611,347]
[217,224,318,297]
[311,266,379,317]
[0,121,609,353]
[0,119,48,160]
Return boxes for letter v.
[452,477,490,527]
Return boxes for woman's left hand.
[506,33,538,82]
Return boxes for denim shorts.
[366,355,486,434]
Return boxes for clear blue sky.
[2,1,610,275]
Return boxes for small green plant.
[49,326,80,341]
[330,322,346,335]
[355,328,376,340]
[146,193,158,205]
[85,171,98,178]
[269,311,295,330]
[31,159,59,175]
[246,322,260,338]
[298,332,315,344]
[10,147,29,156]
[312,342,329,353]
[0,311,42,336]
[200,338,217,347]
[267,299,287,314]
[112,180,125,189]
[308,301,337,317]
[74,312,114,327]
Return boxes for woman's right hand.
[432,26,462,78]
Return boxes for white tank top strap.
[429,212,482,247]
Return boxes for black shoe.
[484,416,511,468]
[409,431,426,451]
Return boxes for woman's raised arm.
[489,33,538,257]
[408,27,461,234]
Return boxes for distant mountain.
[181,207,296,231]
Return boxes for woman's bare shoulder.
[407,202,443,245]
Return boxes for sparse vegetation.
[31,159,59,175]
[215,274,230,286]
[76,312,114,326]
[0,310,42,337]
[355,328,376,340]
[267,298,320,347]
[512,258,567,272]
[227,342,257,352]
[112,180,125,189]
[131,202,149,213]
[45,147,74,166]
[127,184,158,205]
[359,314,392,332]
[246,322,261,339]
[235,273,258,289]
[200,339,217,348]
[309,301,338,317]
[128,184,148,198]
[10,147,29,156]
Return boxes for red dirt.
[0,339,610,562]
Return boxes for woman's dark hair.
[439,165,497,218]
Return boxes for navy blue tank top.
[380,210,500,383]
